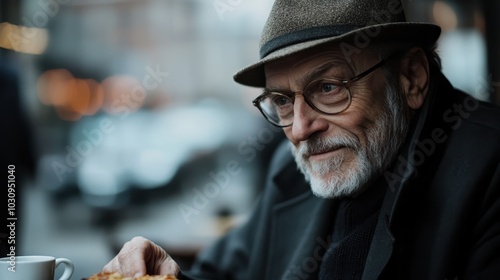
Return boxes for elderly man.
[104,0,500,279]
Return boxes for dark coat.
[183,72,500,280]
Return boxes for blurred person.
[103,0,500,279]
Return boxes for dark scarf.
[318,178,386,280]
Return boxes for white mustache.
[295,134,360,158]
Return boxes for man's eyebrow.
[298,61,341,86]
[263,84,292,93]
[263,60,350,92]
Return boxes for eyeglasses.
[252,53,397,127]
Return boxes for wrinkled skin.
[103,236,180,277]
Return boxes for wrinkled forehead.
[264,45,372,88]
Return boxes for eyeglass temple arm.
[346,50,406,85]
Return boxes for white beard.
[292,82,410,198]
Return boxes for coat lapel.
[265,191,336,279]
[361,191,397,280]
[261,146,337,279]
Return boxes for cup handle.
[55,258,74,280]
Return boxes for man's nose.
[291,96,328,141]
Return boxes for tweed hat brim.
[233,22,441,88]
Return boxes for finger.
[158,255,181,276]
[143,239,168,274]
[117,244,148,277]
[142,239,180,276]
[102,257,125,273]
[102,261,113,273]
[103,236,151,277]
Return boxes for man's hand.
[103,236,181,277]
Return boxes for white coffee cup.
[0,255,74,280]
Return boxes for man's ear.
[399,47,430,110]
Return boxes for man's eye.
[272,95,291,107]
[321,83,339,93]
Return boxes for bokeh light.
[433,1,458,31]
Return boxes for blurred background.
[0,0,498,279]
